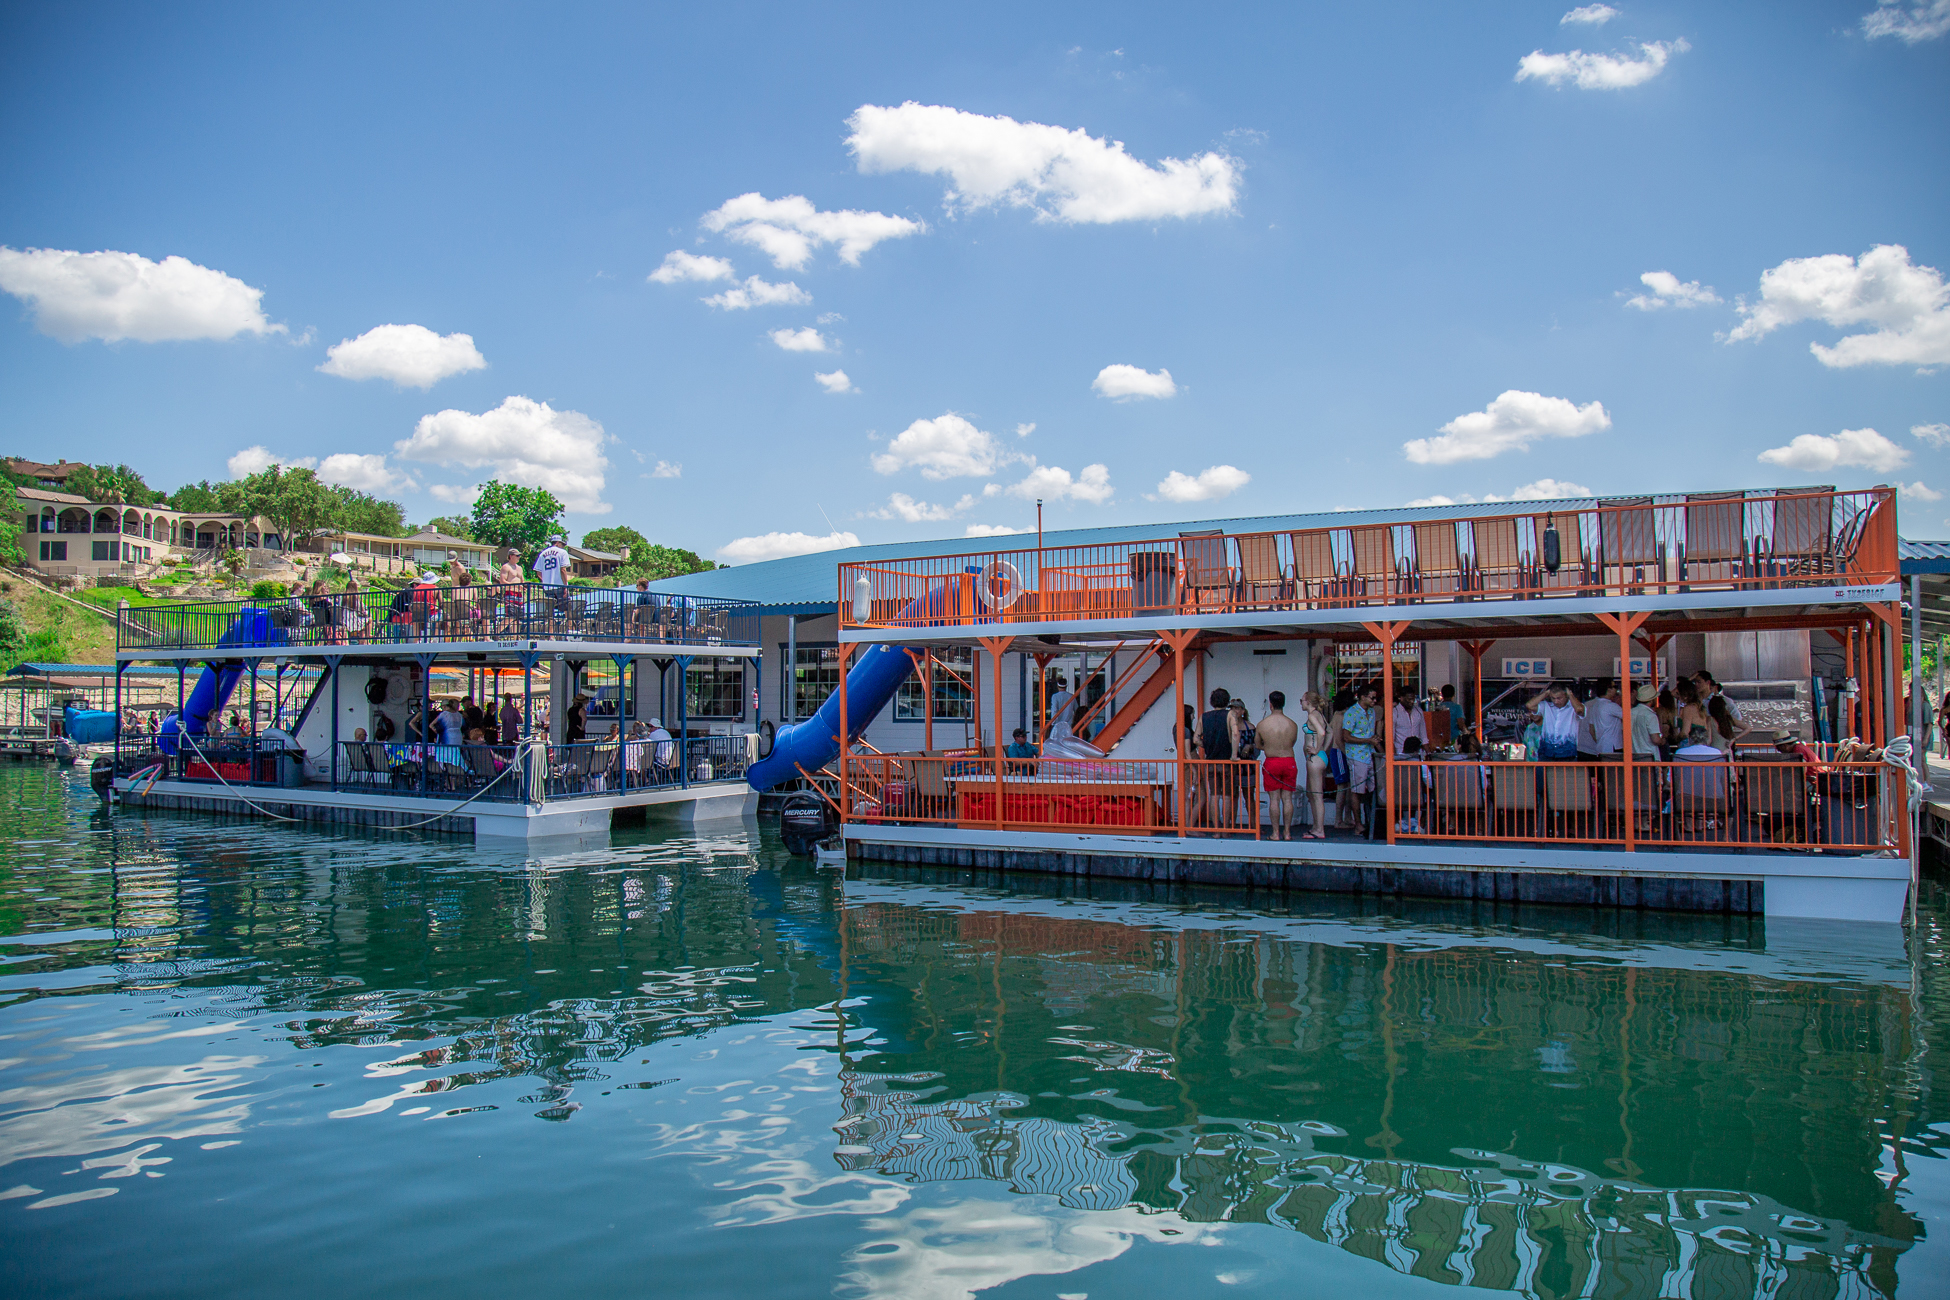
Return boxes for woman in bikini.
[1301,691,1330,839]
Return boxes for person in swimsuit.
[1300,691,1330,839]
[1256,690,1299,840]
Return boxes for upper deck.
[837,486,1899,643]
[115,580,761,662]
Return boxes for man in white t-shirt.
[1586,679,1625,756]
[535,534,573,625]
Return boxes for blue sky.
[1,1,1946,560]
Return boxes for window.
[581,661,636,723]
[781,646,842,718]
[92,541,113,561]
[896,647,974,720]
[685,657,746,719]
[40,540,66,562]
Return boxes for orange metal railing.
[839,754,1262,837]
[1387,756,1896,852]
[838,487,1897,630]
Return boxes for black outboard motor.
[780,791,835,856]
[89,755,115,801]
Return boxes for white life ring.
[976,560,1022,612]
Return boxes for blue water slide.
[746,579,966,792]
[157,608,281,755]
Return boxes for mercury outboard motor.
[780,791,835,856]
[89,755,114,801]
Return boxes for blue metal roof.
[1900,538,1950,574]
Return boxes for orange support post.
[1459,639,1494,746]
[835,643,856,825]
[979,636,1011,831]
[1160,630,1198,836]
[1599,611,1650,853]
[1363,621,1410,844]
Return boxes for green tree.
[581,526,648,557]
[423,515,475,540]
[66,463,165,505]
[0,464,24,567]
[617,545,717,583]
[469,481,564,559]
[333,489,405,538]
[231,465,339,547]
[167,481,226,512]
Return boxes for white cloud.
[1725,244,1950,369]
[316,452,417,494]
[815,369,857,394]
[847,102,1240,224]
[394,395,613,514]
[648,250,736,284]
[965,523,1025,537]
[648,460,681,479]
[1624,270,1720,311]
[716,529,860,564]
[1863,1,1950,42]
[1403,391,1611,464]
[871,414,1016,479]
[1914,423,1950,447]
[1092,364,1177,401]
[769,326,829,353]
[1757,427,1909,474]
[1900,481,1944,502]
[872,492,974,522]
[1007,462,1113,504]
[429,482,482,506]
[1405,478,1594,507]
[702,276,811,310]
[1562,4,1618,23]
[701,193,922,271]
[1015,422,1036,437]
[1516,39,1688,90]
[227,446,311,478]
[318,323,487,388]
[1154,465,1250,503]
[0,247,281,343]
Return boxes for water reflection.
[0,765,1942,1298]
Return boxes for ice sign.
[1501,658,1552,678]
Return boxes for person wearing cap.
[1629,683,1663,758]
[446,550,468,585]
[645,716,675,779]
[410,571,442,638]
[565,692,589,745]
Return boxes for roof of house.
[1900,538,1950,574]
[17,486,92,506]
[5,458,80,480]
[568,545,623,562]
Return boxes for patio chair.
[1236,533,1290,608]
[1768,486,1837,576]
[1543,764,1593,838]
[464,744,501,785]
[1411,521,1463,599]
[1429,762,1487,837]
[1471,516,1524,596]
[1391,764,1426,831]
[1598,496,1661,590]
[1672,756,1730,839]
[1529,511,1587,591]
[1682,491,1747,586]
[1604,765,1663,835]
[1492,765,1538,837]
[1349,526,1396,601]
[1178,531,1233,612]
[1742,753,1810,844]
[1291,530,1341,605]
[342,741,375,786]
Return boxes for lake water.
[1,761,1945,1298]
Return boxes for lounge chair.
[1236,533,1289,609]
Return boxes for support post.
[1363,622,1410,844]
[1161,630,1197,835]
[1911,575,1924,747]
[1882,606,1900,750]
[785,614,797,724]
[675,654,694,788]
[924,650,934,752]
[980,636,1011,830]
[328,655,342,792]
[1599,611,1650,852]
[114,660,124,779]
[415,652,434,794]
[248,657,260,785]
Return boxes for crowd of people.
[1156,666,1866,838]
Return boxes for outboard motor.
[780,791,836,856]
[89,755,114,801]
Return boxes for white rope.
[155,729,521,830]
[1881,733,1930,811]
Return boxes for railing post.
[980,636,1012,831]
[675,653,693,788]
[1363,621,1409,843]
[327,654,341,793]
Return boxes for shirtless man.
[1257,690,1300,840]
[495,547,525,634]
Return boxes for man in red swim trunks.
[1257,690,1300,840]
